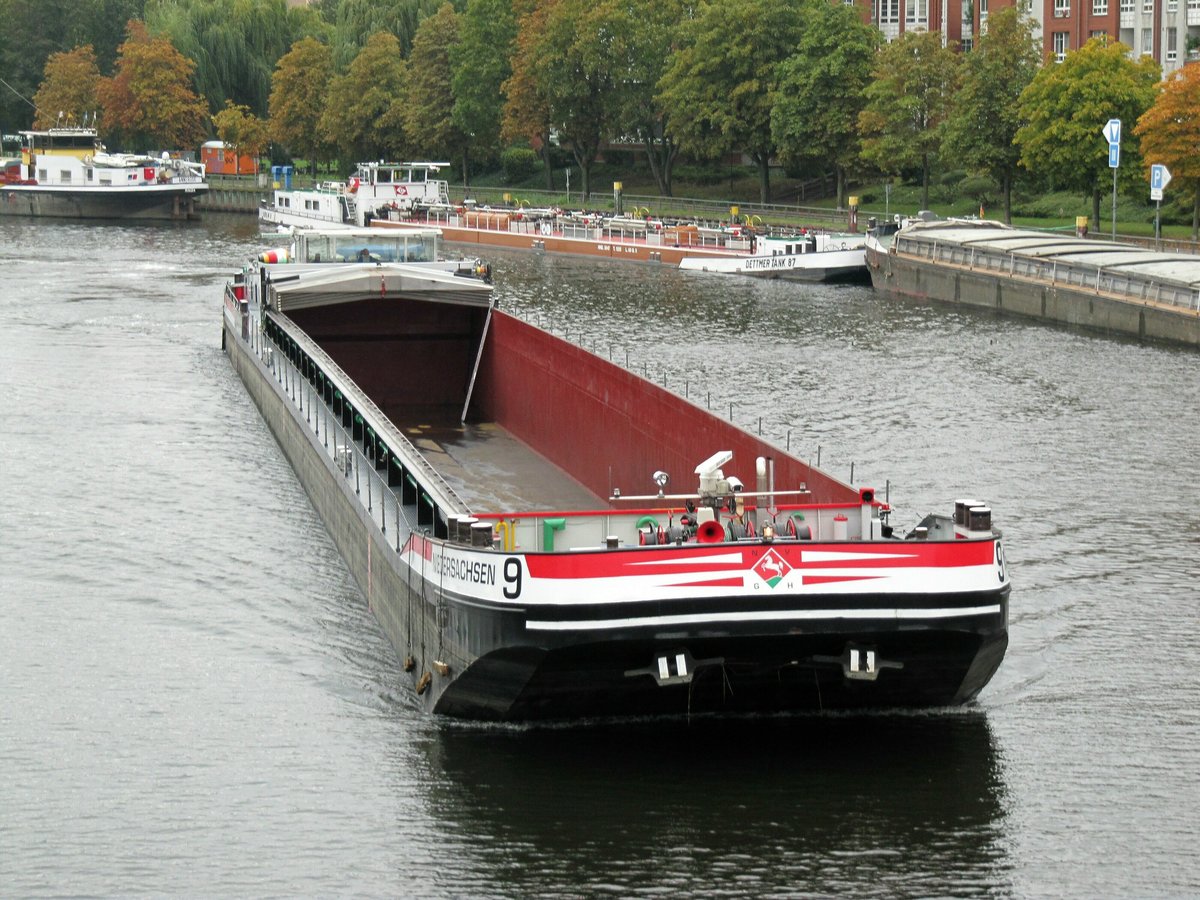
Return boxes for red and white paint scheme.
[223,230,1010,721]
[1,126,207,220]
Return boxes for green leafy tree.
[772,0,879,209]
[501,0,557,189]
[858,30,962,210]
[319,31,408,166]
[32,46,102,129]
[329,0,443,68]
[145,0,328,117]
[1134,63,1200,239]
[526,0,622,200]
[95,19,209,150]
[1016,37,1159,230]
[943,8,1040,223]
[590,0,686,196]
[269,37,335,175]
[211,99,268,172]
[450,0,518,178]
[657,0,805,204]
[0,0,146,129]
[404,4,468,178]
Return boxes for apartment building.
[856,0,1200,74]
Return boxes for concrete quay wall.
[222,320,463,711]
[201,184,267,213]
[871,251,1200,349]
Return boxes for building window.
[1054,0,1070,15]
[1141,26,1152,53]
[1142,0,1152,11]
[1054,31,1069,60]
[880,0,899,23]
[1120,0,1133,13]
[1167,0,1177,10]
[1090,29,1109,40]
[1093,0,1107,12]
[905,0,928,23]
[1166,27,1177,60]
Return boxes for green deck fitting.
[542,518,567,551]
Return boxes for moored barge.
[866,217,1200,347]
[1,126,207,220]
[222,229,1011,721]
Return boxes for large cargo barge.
[866,218,1200,348]
[222,229,1011,721]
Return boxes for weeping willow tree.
[330,0,450,68]
[145,0,329,116]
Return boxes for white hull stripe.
[525,604,1003,632]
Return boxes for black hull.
[435,603,1008,721]
[0,186,204,220]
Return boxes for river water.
[2,216,1198,897]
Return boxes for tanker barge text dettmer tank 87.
[221,229,1011,721]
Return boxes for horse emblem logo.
[752,549,792,589]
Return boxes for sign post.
[1103,119,1121,240]
[1150,164,1172,249]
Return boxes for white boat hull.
[679,246,868,283]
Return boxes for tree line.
[2,0,1197,235]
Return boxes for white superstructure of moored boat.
[0,126,207,220]
[260,161,451,230]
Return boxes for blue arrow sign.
[1103,118,1122,145]
[1108,143,1120,169]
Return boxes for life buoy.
[539,221,551,236]
[348,177,360,193]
